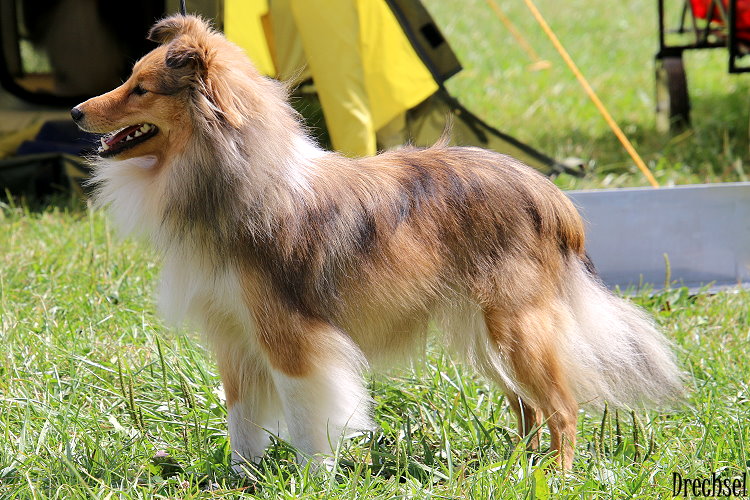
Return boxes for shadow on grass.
[1,190,86,215]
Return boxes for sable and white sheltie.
[72,15,682,471]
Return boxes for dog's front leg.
[258,316,374,462]
[213,338,283,473]
[270,362,373,462]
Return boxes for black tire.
[655,56,691,133]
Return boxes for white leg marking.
[270,361,374,461]
[228,388,284,474]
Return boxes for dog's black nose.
[70,107,84,121]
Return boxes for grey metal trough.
[567,182,750,291]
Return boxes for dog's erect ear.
[147,15,211,44]
[164,38,207,72]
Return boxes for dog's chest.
[157,252,250,332]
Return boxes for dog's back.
[257,145,584,319]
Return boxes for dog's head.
[71,15,266,163]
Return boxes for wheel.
[655,55,690,133]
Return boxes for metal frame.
[727,0,750,71]
[657,0,750,73]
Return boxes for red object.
[690,0,750,32]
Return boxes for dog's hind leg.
[474,364,542,450]
[446,303,543,453]
[482,305,579,469]
[505,392,543,451]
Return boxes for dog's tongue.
[105,124,144,147]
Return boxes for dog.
[71,15,682,472]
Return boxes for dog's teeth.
[100,138,110,150]
[140,124,151,132]
[134,130,143,138]
[125,135,133,141]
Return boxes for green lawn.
[2,0,750,497]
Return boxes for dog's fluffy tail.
[559,258,684,409]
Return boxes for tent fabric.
[289,0,379,157]
[223,0,276,77]
[226,0,438,157]
[0,152,88,195]
[395,89,578,176]
[383,0,462,84]
[353,0,439,132]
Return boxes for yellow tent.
[218,0,574,173]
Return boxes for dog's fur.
[72,15,682,471]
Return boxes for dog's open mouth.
[98,123,158,157]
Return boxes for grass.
[3,202,750,499]
[427,0,750,190]
[2,0,750,497]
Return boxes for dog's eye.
[132,85,148,96]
